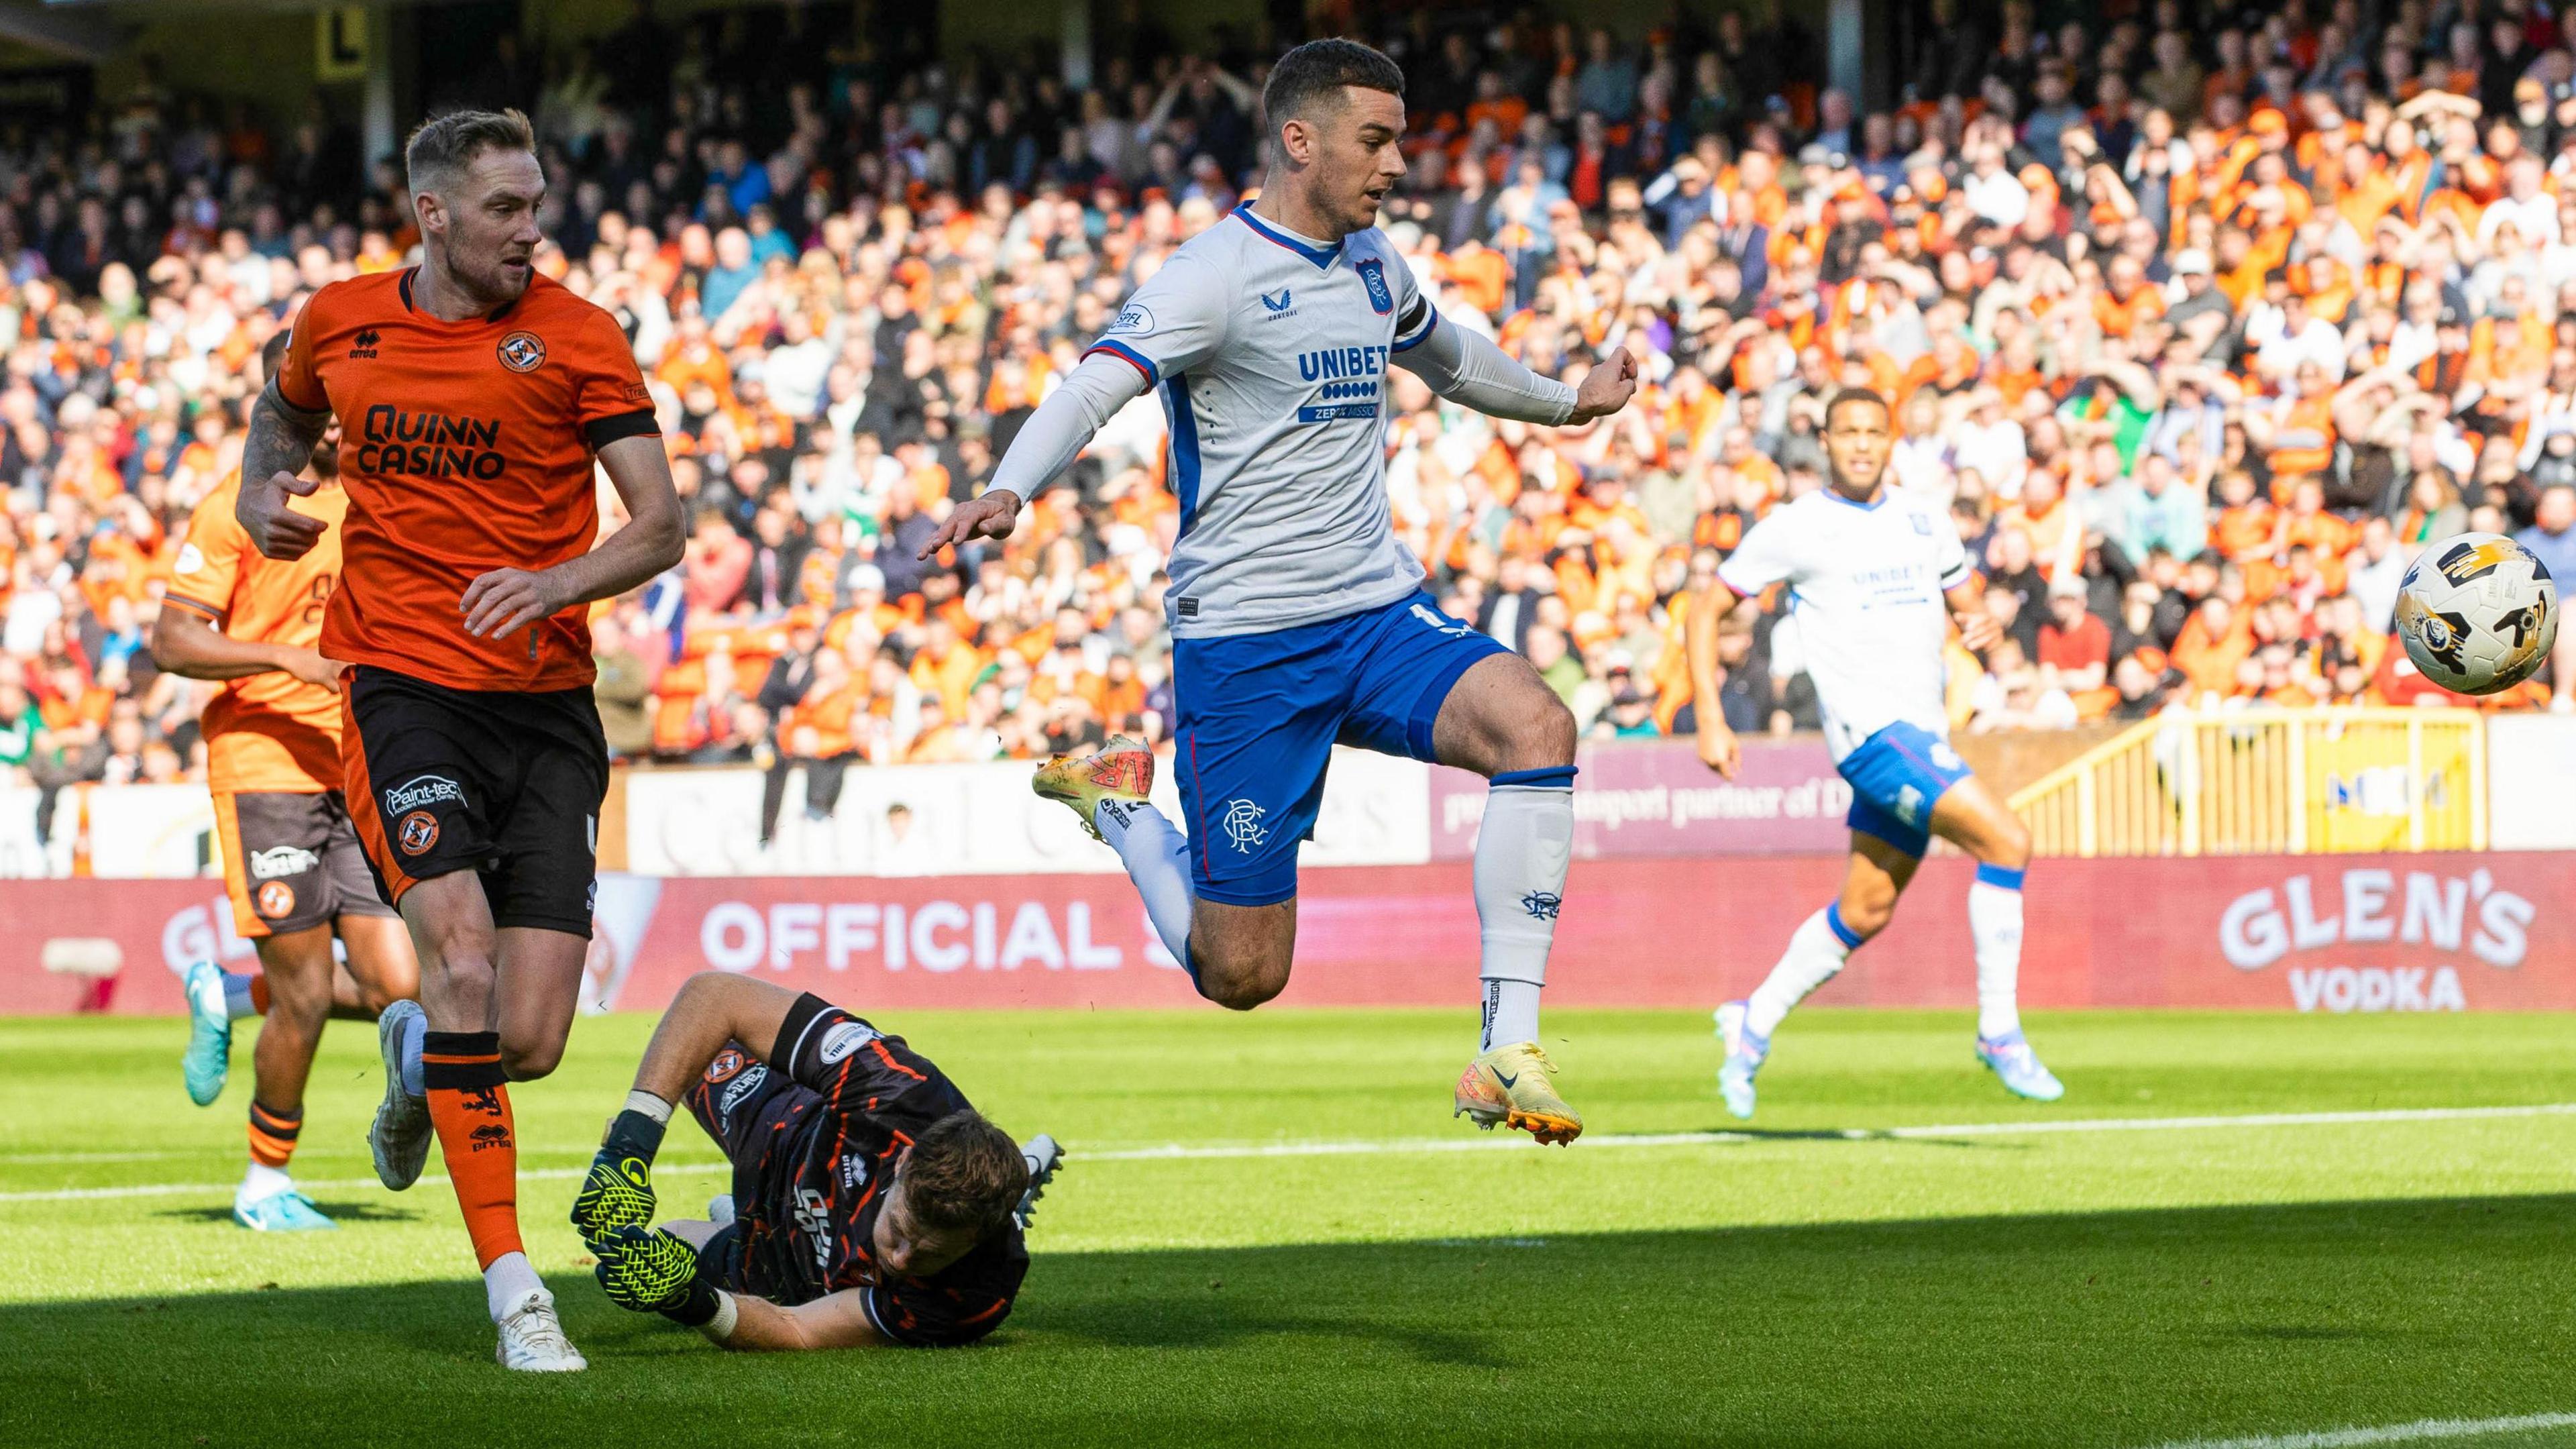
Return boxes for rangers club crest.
[496,331,546,372]
[1354,258,1394,315]
[1222,798,1269,853]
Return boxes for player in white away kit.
[1684,390,2063,1117]
[920,40,1638,1143]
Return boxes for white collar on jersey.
[1233,205,1342,270]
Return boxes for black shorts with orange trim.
[341,664,607,936]
[213,790,394,938]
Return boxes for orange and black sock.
[246,1099,301,1169]
[421,1030,524,1269]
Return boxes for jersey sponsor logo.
[248,844,321,880]
[1295,402,1379,423]
[496,331,547,372]
[1296,345,1389,382]
[792,1187,833,1269]
[816,1020,881,1065]
[1259,286,1294,317]
[718,1063,770,1118]
[350,327,381,360]
[1354,258,1395,315]
[174,542,205,576]
[255,880,297,919]
[356,407,508,481]
[384,775,465,813]
[398,810,439,855]
[1221,798,1269,853]
[1108,303,1154,335]
[839,1152,870,1190]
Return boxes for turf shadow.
[3,1191,2571,1449]
[153,1199,426,1225]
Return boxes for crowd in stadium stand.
[6,1,2576,824]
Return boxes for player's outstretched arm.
[1393,315,1638,425]
[713,1287,892,1352]
[1684,581,1743,778]
[462,433,687,639]
[628,971,804,1104]
[1945,576,2003,653]
[148,607,346,692]
[918,352,1150,559]
[236,383,330,561]
[1679,580,1741,773]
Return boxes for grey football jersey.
[1083,207,1440,638]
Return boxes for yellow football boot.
[1032,735,1155,841]
[1454,1041,1583,1145]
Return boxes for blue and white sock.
[397,1010,427,1099]
[1746,903,1864,1040]
[1474,767,1576,1051]
[1095,798,1200,987]
[221,971,258,1020]
[1970,863,2027,1041]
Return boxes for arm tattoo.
[242,379,328,486]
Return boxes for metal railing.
[2007,708,2487,857]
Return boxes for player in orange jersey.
[155,329,420,1234]
[235,109,684,1371]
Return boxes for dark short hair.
[1262,38,1405,136]
[1825,388,1891,427]
[405,107,537,197]
[902,1108,1028,1238]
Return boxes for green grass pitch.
[2,1007,2572,1448]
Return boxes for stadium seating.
[3,2,2570,847]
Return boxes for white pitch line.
[4,1102,2573,1204]
[1081,1102,2576,1163]
[2143,1410,2576,1448]
[0,1160,732,1205]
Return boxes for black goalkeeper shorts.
[341,664,608,936]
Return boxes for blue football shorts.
[1171,592,1507,906]
[1838,720,1974,859]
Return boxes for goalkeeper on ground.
[572,973,1062,1349]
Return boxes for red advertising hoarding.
[1429,739,1855,859]
[2,854,2565,1016]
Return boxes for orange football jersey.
[277,268,657,692]
[164,472,349,794]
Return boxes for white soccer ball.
[2394,532,2559,695]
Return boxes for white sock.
[484,1250,545,1321]
[1474,771,1575,1051]
[1745,904,1863,1041]
[397,1010,427,1099]
[1970,865,2027,1040]
[623,1089,674,1125]
[1095,798,1197,975]
[239,1161,293,1202]
[221,971,258,1020]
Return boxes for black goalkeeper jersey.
[684,993,1028,1346]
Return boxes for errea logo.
[350,328,380,359]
